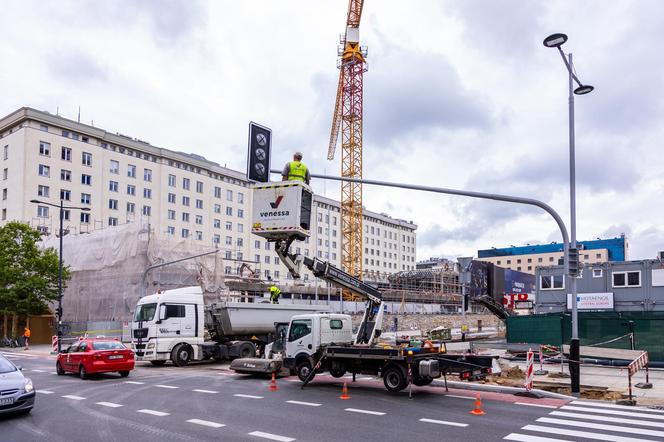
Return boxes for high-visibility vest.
[288,161,307,182]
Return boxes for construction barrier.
[524,348,534,391]
[627,351,651,402]
[51,335,58,353]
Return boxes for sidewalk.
[0,344,56,357]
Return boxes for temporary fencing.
[524,348,534,391]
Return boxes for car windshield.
[0,356,17,374]
[93,341,126,350]
[134,303,157,322]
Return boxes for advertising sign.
[566,292,614,310]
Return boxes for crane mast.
[328,0,367,299]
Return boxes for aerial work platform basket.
[251,181,312,241]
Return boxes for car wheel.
[150,360,167,367]
[171,343,192,367]
[383,366,407,392]
[56,361,65,375]
[296,359,313,382]
[119,371,130,377]
[79,365,88,380]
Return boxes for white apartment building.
[0,107,417,285]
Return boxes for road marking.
[419,418,468,427]
[193,389,219,394]
[537,416,664,438]
[522,424,656,442]
[344,408,385,416]
[234,394,264,399]
[248,431,295,441]
[96,402,123,408]
[358,377,373,381]
[561,405,664,420]
[445,394,474,400]
[124,381,145,385]
[31,369,47,373]
[550,410,664,428]
[285,400,322,407]
[515,402,559,409]
[62,395,85,401]
[37,390,54,394]
[504,434,568,442]
[155,384,179,389]
[570,400,664,414]
[50,372,58,375]
[187,419,225,428]
[286,379,300,383]
[137,409,170,417]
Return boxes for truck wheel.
[296,359,313,382]
[383,366,407,392]
[239,342,256,359]
[150,360,167,367]
[413,376,433,387]
[171,344,192,367]
[328,361,346,378]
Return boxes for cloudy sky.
[2,0,663,261]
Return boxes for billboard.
[566,292,614,310]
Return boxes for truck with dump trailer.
[230,181,498,392]
[131,286,328,366]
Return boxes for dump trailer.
[131,286,328,367]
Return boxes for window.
[181,228,189,238]
[517,259,522,264]
[143,188,152,199]
[81,193,90,204]
[584,254,589,260]
[549,257,554,262]
[225,236,232,245]
[168,193,176,203]
[538,257,543,263]
[127,184,136,196]
[213,234,220,244]
[109,181,118,192]
[237,224,243,233]
[1,188,5,200]
[255,240,261,249]
[167,210,176,220]
[3,145,7,160]
[82,152,92,166]
[108,217,118,226]
[37,205,49,217]
[61,146,71,161]
[182,177,190,190]
[596,253,602,259]
[144,168,152,182]
[109,199,118,210]
[38,185,49,197]
[39,141,50,156]
[80,212,90,223]
[226,221,232,231]
[167,226,175,235]
[168,174,176,187]
[194,230,202,240]
[128,164,136,178]
[214,186,221,198]
[195,215,203,225]
[61,169,71,181]
[238,192,244,204]
[39,124,48,132]
[127,202,135,213]
[612,271,640,288]
[226,190,233,201]
[214,204,221,213]
[182,196,190,206]
[196,181,203,193]
[60,189,71,201]
[39,164,50,177]
[109,160,119,174]
[592,268,603,278]
[540,275,565,290]
[289,319,312,341]
[81,174,92,185]
[237,209,244,219]
[214,219,221,228]
[237,252,243,260]
[226,206,233,216]
[182,212,190,222]
[2,168,6,180]
[195,199,203,209]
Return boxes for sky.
[2,0,663,261]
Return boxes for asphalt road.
[2,351,663,442]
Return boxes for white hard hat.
[294,151,303,158]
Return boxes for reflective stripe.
[288,161,307,181]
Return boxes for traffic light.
[247,122,272,183]
[568,247,579,276]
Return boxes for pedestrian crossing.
[504,400,664,441]
[1,351,42,359]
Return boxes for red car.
[56,338,135,379]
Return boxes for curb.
[433,379,575,400]
[0,348,55,357]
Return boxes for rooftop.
[478,235,627,261]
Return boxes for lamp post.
[543,33,594,397]
[30,199,90,353]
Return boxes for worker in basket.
[269,285,282,304]
[281,151,310,185]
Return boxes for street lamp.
[29,199,90,353]
[543,33,594,397]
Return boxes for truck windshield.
[134,303,157,322]
[288,319,312,342]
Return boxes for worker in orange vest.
[23,326,31,350]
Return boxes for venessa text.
[260,211,290,217]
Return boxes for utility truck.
[131,286,327,366]
[230,181,498,392]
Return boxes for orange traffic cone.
[470,393,485,415]
[268,372,279,391]
[339,382,350,400]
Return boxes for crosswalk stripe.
[522,424,658,442]
[137,409,169,417]
[550,411,664,429]
[537,417,664,438]
[187,419,225,428]
[504,433,569,442]
[561,405,664,421]
[247,431,295,442]
[419,418,468,427]
[96,402,123,408]
[570,400,664,414]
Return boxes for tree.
[0,222,70,337]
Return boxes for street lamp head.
[574,84,594,95]
[543,33,568,48]
[29,199,41,204]
[81,207,91,212]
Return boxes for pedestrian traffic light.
[568,247,579,276]
[247,122,272,183]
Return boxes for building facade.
[477,236,628,274]
[0,107,416,285]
